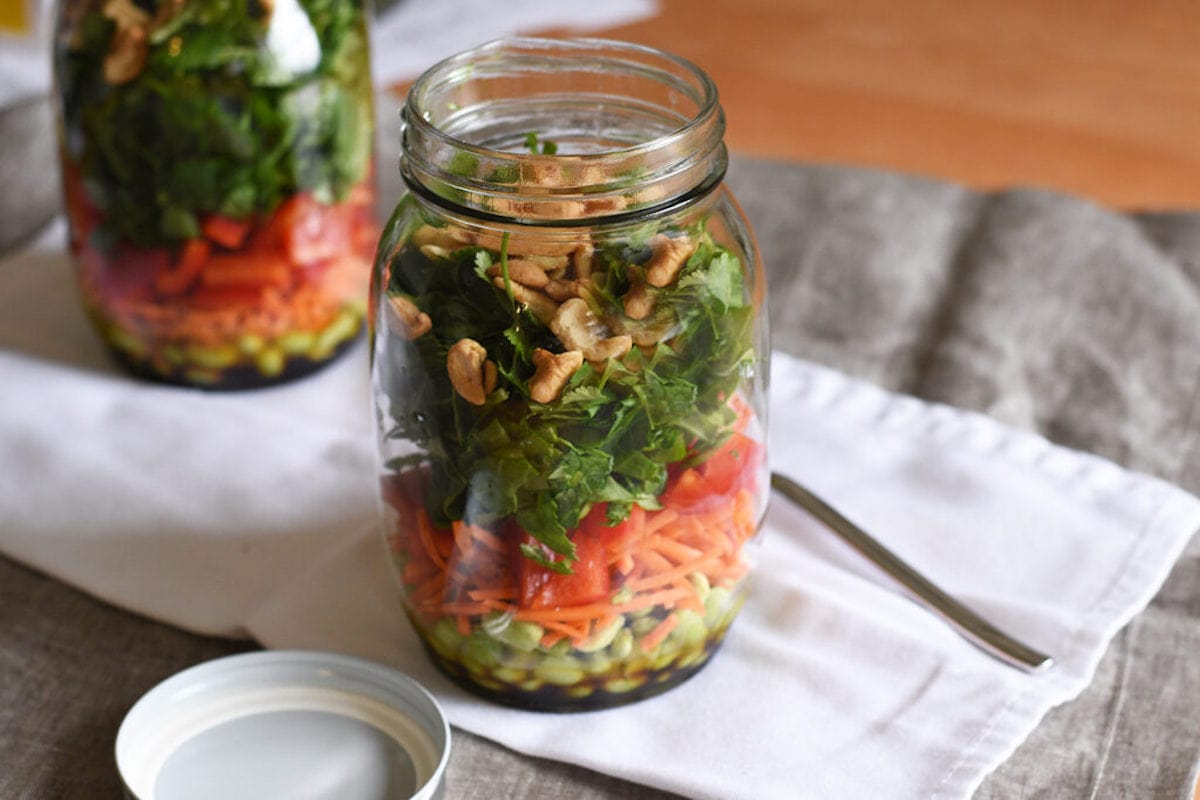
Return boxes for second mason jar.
[371,38,770,711]
[53,0,377,388]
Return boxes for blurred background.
[3,0,1197,212]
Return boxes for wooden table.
[584,0,1200,211]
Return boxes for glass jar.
[52,0,376,388]
[371,38,770,711]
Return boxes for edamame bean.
[577,615,625,653]
[671,610,707,649]
[610,628,634,659]
[492,667,527,684]
[278,330,316,355]
[494,620,543,652]
[604,677,643,694]
[534,658,585,686]
[703,586,733,627]
[186,343,240,369]
[255,347,285,376]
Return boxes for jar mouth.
[400,37,726,224]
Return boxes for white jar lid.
[116,650,450,800]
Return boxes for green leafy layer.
[56,0,373,247]
[378,220,756,569]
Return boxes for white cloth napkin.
[3,223,1198,800]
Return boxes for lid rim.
[115,650,450,800]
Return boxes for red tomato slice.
[273,194,353,266]
[580,502,644,563]
[518,531,611,610]
[700,432,760,496]
[663,433,762,512]
[201,214,253,249]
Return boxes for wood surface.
[587,0,1200,211]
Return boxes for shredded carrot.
[514,586,694,624]
[466,586,518,602]
[409,572,446,604]
[201,257,292,289]
[625,556,722,594]
[451,520,474,558]
[540,630,568,648]
[467,524,506,551]
[645,535,704,564]
[155,239,210,296]
[391,416,763,649]
[639,615,679,653]
[415,512,447,570]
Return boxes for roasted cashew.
[102,0,151,84]
[623,281,654,320]
[486,259,551,289]
[385,295,432,340]
[471,229,581,258]
[492,279,559,325]
[550,298,632,363]
[583,335,632,363]
[411,224,471,250]
[447,338,496,405]
[572,241,594,280]
[529,348,584,403]
[544,277,598,303]
[645,234,695,288]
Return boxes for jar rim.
[400,37,727,224]
[404,36,721,162]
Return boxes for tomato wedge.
[518,531,611,610]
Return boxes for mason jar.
[52,0,376,388]
[371,38,770,711]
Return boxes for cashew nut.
[583,335,632,363]
[572,241,594,280]
[550,298,604,351]
[623,281,654,320]
[447,338,497,405]
[544,277,595,303]
[492,279,559,325]
[549,298,632,363]
[102,0,150,84]
[103,0,149,29]
[645,234,695,288]
[486,259,550,289]
[411,224,470,250]
[385,294,431,340]
[529,348,584,403]
[471,229,581,258]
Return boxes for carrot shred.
[467,586,518,602]
[451,520,474,558]
[646,535,704,564]
[466,523,506,551]
[155,239,209,296]
[409,572,446,604]
[639,614,679,652]
[201,257,292,289]
[540,630,568,648]
[415,512,447,570]
[625,557,722,594]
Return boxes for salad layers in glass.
[371,39,770,711]
[53,0,376,388]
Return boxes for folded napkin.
[2,224,1198,800]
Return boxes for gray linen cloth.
[2,95,1199,798]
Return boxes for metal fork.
[771,472,1054,673]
